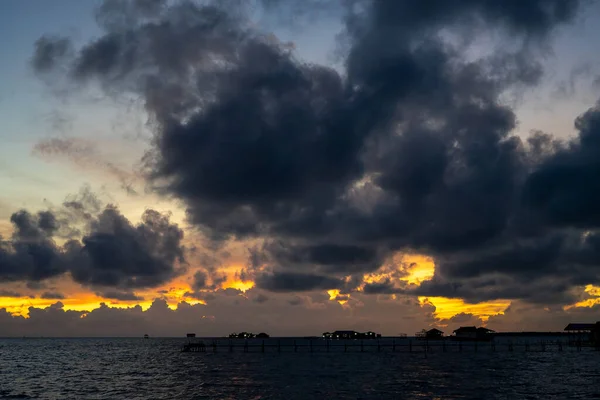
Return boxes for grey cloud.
[1,193,186,290]
[33,137,140,195]
[32,36,72,73]
[41,292,66,300]
[31,0,600,305]
[255,272,343,292]
[0,290,30,298]
[96,290,143,301]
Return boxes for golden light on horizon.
[419,296,510,321]
[0,294,155,317]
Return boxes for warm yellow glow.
[149,286,206,308]
[0,294,155,317]
[419,296,510,321]
[0,282,211,317]
[222,279,255,293]
[326,289,348,305]
[401,254,435,285]
[564,285,600,309]
[361,253,435,290]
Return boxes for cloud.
[95,290,143,301]
[31,0,600,308]
[255,271,344,292]
[0,192,186,290]
[0,290,30,298]
[33,137,140,195]
[40,291,65,300]
[0,289,439,337]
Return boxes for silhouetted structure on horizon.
[452,326,494,341]
[416,328,444,340]
[322,330,381,339]
[564,321,600,346]
[228,332,270,339]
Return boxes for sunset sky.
[2,0,600,337]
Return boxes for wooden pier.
[181,338,599,354]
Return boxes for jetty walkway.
[181,338,598,354]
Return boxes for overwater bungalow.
[564,322,600,345]
[322,330,382,339]
[452,326,494,341]
[416,328,444,340]
[228,332,266,339]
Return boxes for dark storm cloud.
[32,0,600,303]
[362,280,402,295]
[0,210,67,282]
[96,290,143,301]
[41,291,65,300]
[255,271,343,292]
[523,105,600,228]
[0,290,30,298]
[69,207,185,288]
[0,195,185,290]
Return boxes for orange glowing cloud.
[419,296,510,321]
[327,289,348,305]
[564,285,600,309]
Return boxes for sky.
[2,0,600,337]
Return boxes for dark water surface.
[1,338,599,399]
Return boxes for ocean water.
[0,337,599,399]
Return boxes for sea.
[0,337,599,400]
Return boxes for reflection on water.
[0,338,599,399]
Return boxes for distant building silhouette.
[564,321,600,345]
[416,328,444,340]
[452,326,494,341]
[228,332,269,339]
[322,330,381,339]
